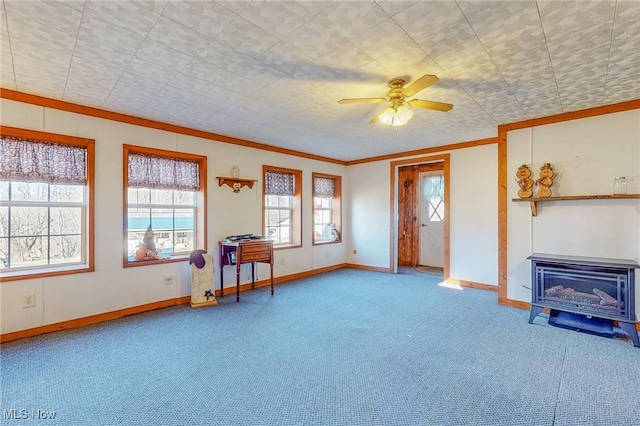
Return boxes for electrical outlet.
[353,249,357,255]
[22,293,35,308]
[280,258,285,266]
[325,251,329,258]
[164,277,173,286]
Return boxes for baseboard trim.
[216,263,347,297]
[498,297,530,310]
[345,263,392,273]
[1,296,191,343]
[445,278,498,292]
[2,265,349,343]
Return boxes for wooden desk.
[219,239,274,302]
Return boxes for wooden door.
[397,166,418,266]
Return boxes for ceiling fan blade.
[408,99,453,112]
[403,74,439,97]
[338,98,387,104]
[369,114,380,124]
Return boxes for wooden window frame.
[262,165,302,250]
[0,126,95,282]
[312,172,342,246]
[123,145,207,267]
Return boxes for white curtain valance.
[128,153,199,191]
[313,176,335,198]
[0,136,87,185]
[265,170,294,196]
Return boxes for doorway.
[391,154,449,276]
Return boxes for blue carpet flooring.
[2,268,639,425]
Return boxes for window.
[312,173,342,244]
[423,174,444,222]
[263,166,302,248]
[124,145,206,266]
[0,126,94,281]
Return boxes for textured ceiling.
[1,1,639,162]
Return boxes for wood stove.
[528,253,639,347]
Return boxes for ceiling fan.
[338,74,453,126]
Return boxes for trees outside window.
[0,127,94,281]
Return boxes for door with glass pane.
[419,171,444,268]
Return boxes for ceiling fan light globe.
[396,105,413,123]
[379,107,395,125]
[391,117,406,126]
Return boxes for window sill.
[0,264,93,282]
[313,239,342,246]
[273,243,302,251]
[123,255,189,268]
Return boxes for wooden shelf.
[512,194,640,217]
[217,177,257,193]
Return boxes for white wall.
[506,110,640,318]
[449,144,498,285]
[346,161,391,268]
[0,99,347,334]
[347,144,499,286]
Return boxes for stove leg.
[528,305,544,324]
[618,322,640,347]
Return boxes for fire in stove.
[544,285,621,311]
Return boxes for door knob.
[421,223,427,227]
